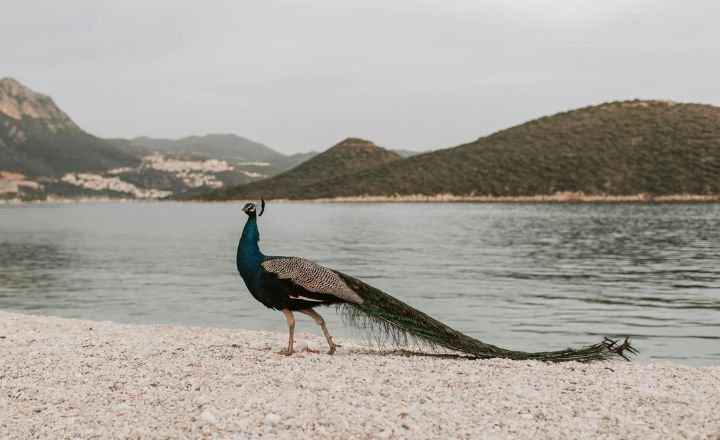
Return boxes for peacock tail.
[334,271,637,363]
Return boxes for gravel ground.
[1,310,718,439]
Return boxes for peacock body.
[236,200,636,362]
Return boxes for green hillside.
[200,138,402,200]
[132,134,285,163]
[204,100,720,200]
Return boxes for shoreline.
[1,310,718,438]
[3,192,720,205]
[255,192,720,203]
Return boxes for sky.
[2,0,719,154]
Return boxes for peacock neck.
[237,215,264,274]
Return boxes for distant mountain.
[0,78,139,177]
[131,134,285,163]
[127,135,318,184]
[8,80,715,202]
[275,150,319,170]
[200,100,720,200]
[0,78,321,201]
[105,138,153,158]
[199,138,402,200]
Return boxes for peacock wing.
[260,257,364,304]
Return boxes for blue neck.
[237,215,264,275]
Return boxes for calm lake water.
[1,202,719,365]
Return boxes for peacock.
[236,200,637,362]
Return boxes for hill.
[200,138,402,200]
[273,150,319,171]
[203,100,720,200]
[0,78,314,201]
[125,135,318,188]
[0,78,139,177]
[131,134,285,163]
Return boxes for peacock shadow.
[210,341,480,360]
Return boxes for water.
[1,202,718,365]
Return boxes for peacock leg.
[299,309,341,355]
[280,309,295,355]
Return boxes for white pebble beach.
[1,310,718,439]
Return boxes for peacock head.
[241,199,265,217]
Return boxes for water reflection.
[0,242,67,289]
[0,240,89,310]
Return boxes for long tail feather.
[335,272,637,363]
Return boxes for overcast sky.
[2,1,719,154]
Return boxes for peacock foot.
[278,348,294,356]
[327,340,341,355]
